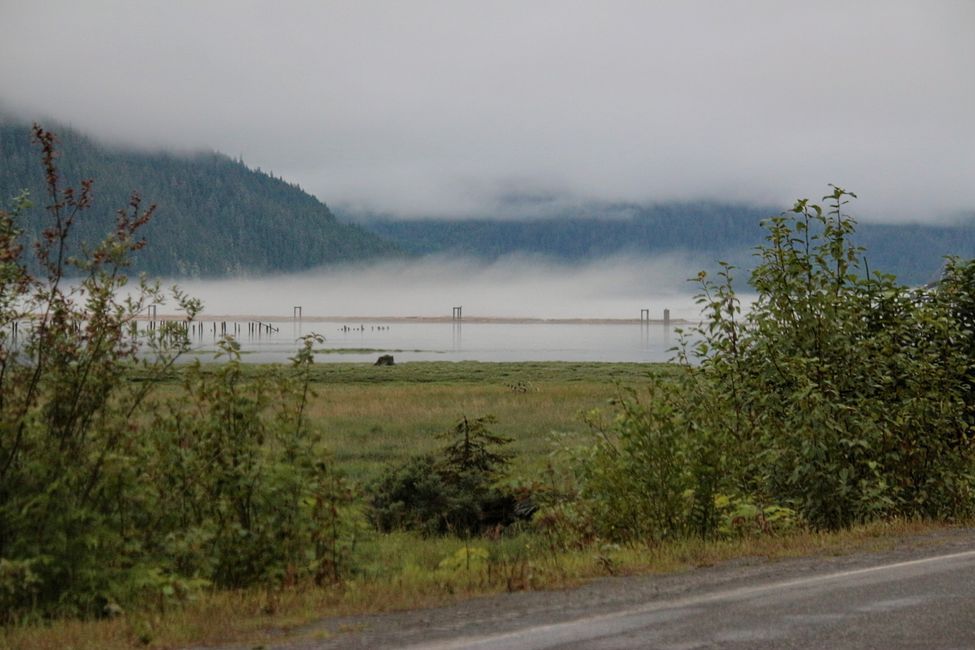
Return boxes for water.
[179,320,685,364]
[119,257,748,363]
[121,260,743,363]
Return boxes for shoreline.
[138,314,689,325]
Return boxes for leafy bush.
[574,385,693,542]
[0,126,357,621]
[576,187,975,540]
[0,126,199,619]
[145,335,359,588]
[724,188,975,527]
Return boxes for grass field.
[154,360,680,481]
[300,361,678,480]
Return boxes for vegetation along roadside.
[2,127,974,649]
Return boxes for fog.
[2,2,973,223]
[159,254,726,321]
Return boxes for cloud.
[167,253,713,320]
[1,1,973,222]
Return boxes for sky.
[1,1,973,222]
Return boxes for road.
[404,549,975,649]
[210,528,975,649]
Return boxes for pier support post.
[452,306,462,321]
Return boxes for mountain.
[4,119,969,284]
[0,121,399,277]
[351,203,975,286]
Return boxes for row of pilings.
[4,319,283,342]
[142,320,280,338]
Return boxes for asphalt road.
[405,549,975,649]
[205,528,975,650]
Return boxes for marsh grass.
[294,360,673,386]
[149,361,677,480]
[316,381,623,479]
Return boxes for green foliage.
[568,371,740,544]
[576,186,975,541]
[720,187,975,527]
[574,386,694,543]
[714,495,798,538]
[0,126,199,619]
[0,127,358,621]
[370,415,523,536]
[932,255,975,428]
[0,559,42,623]
[439,415,513,479]
[0,120,398,277]
[145,334,359,589]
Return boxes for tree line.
[357,202,975,285]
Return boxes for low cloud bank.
[160,253,733,321]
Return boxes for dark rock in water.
[374,354,395,366]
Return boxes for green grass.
[142,360,679,480]
[302,360,677,385]
[301,361,677,480]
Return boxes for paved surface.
[201,528,975,649]
[403,549,975,649]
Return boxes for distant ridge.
[3,119,969,285]
[351,204,975,286]
[0,121,399,277]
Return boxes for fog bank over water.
[163,254,736,321]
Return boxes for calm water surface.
[181,320,686,364]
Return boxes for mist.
[2,2,973,223]
[160,254,722,321]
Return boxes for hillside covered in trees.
[354,204,975,286]
[0,121,398,277]
[3,119,971,284]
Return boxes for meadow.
[287,361,674,479]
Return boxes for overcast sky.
[1,1,973,222]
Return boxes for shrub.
[576,186,975,540]
[145,334,359,588]
[0,126,198,618]
[728,188,975,526]
[370,415,524,536]
[0,126,357,620]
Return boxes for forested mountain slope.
[355,203,975,286]
[4,119,969,284]
[0,121,398,277]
